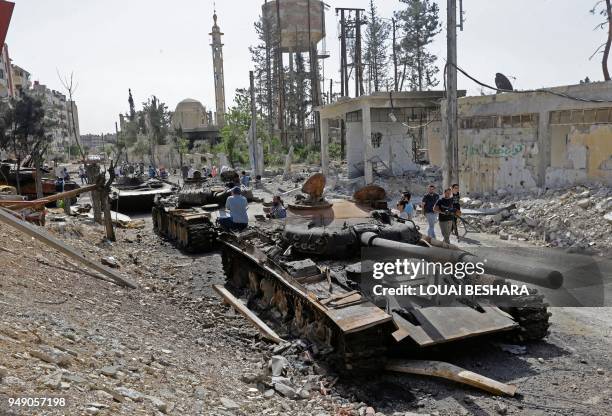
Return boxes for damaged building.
[318,91,465,182]
[436,82,612,195]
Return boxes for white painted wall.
[346,120,419,178]
[346,121,365,178]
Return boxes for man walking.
[434,187,460,244]
[78,165,87,184]
[422,185,439,239]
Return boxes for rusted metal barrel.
[360,232,563,290]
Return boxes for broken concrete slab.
[274,381,298,399]
[269,355,290,377]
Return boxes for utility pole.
[249,71,259,176]
[275,0,286,146]
[264,0,274,140]
[337,7,366,98]
[339,9,347,97]
[392,18,398,91]
[307,0,321,148]
[445,0,459,188]
[354,9,364,97]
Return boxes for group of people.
[396,184,461,244]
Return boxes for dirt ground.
[0,202,610,416]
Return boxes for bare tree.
[57,71,86,160]
[58,71,103,222]
[591,0,612,81]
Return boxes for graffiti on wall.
[465,142,527,158]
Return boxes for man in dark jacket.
[434,188,460,244]
[422,185,439,239]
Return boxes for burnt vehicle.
[177,169,254,208]
[111,175,174,212]
[1,160,80,200]
[218,175,561,372]
[154,174,561,373]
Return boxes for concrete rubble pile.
[461,184,612,254]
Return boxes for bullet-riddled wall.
[438,82,612,194]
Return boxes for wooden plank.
[213,284,285,344]
[2,184,98,210]
[386,360,517,397]
[0,207,137,289]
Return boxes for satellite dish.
[495,73,514,91]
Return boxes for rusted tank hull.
[152,205,217,253]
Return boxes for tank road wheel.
[470,275,551,342]
[501,288,551,342]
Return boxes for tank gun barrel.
[360,232,563,290]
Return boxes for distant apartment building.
[0,43,14,98]
[30,80,80,156]
[80,133,116,153]
[10,64,30,97]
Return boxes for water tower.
[262,0,325,53]
[261,0,327,145]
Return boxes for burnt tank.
[152,173,559,372]
[217,174,560,371]
[177,169,254,208]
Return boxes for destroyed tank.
[177,169,254,208]
[217,174,561,372]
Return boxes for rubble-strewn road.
[0,208,610,416]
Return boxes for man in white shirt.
[219,187,248,231]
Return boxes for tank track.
[152,205,217,253]
[501,288,551,342]
[221,245,388,373]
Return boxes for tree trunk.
[101,191,115,242]
[34,155,43,199]
[101,162,117,242]
[604,0,612,81]
[63,194,71,215]
[86,163,102,224]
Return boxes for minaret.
[210,12,226,127]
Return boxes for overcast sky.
[5,0,608,134]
